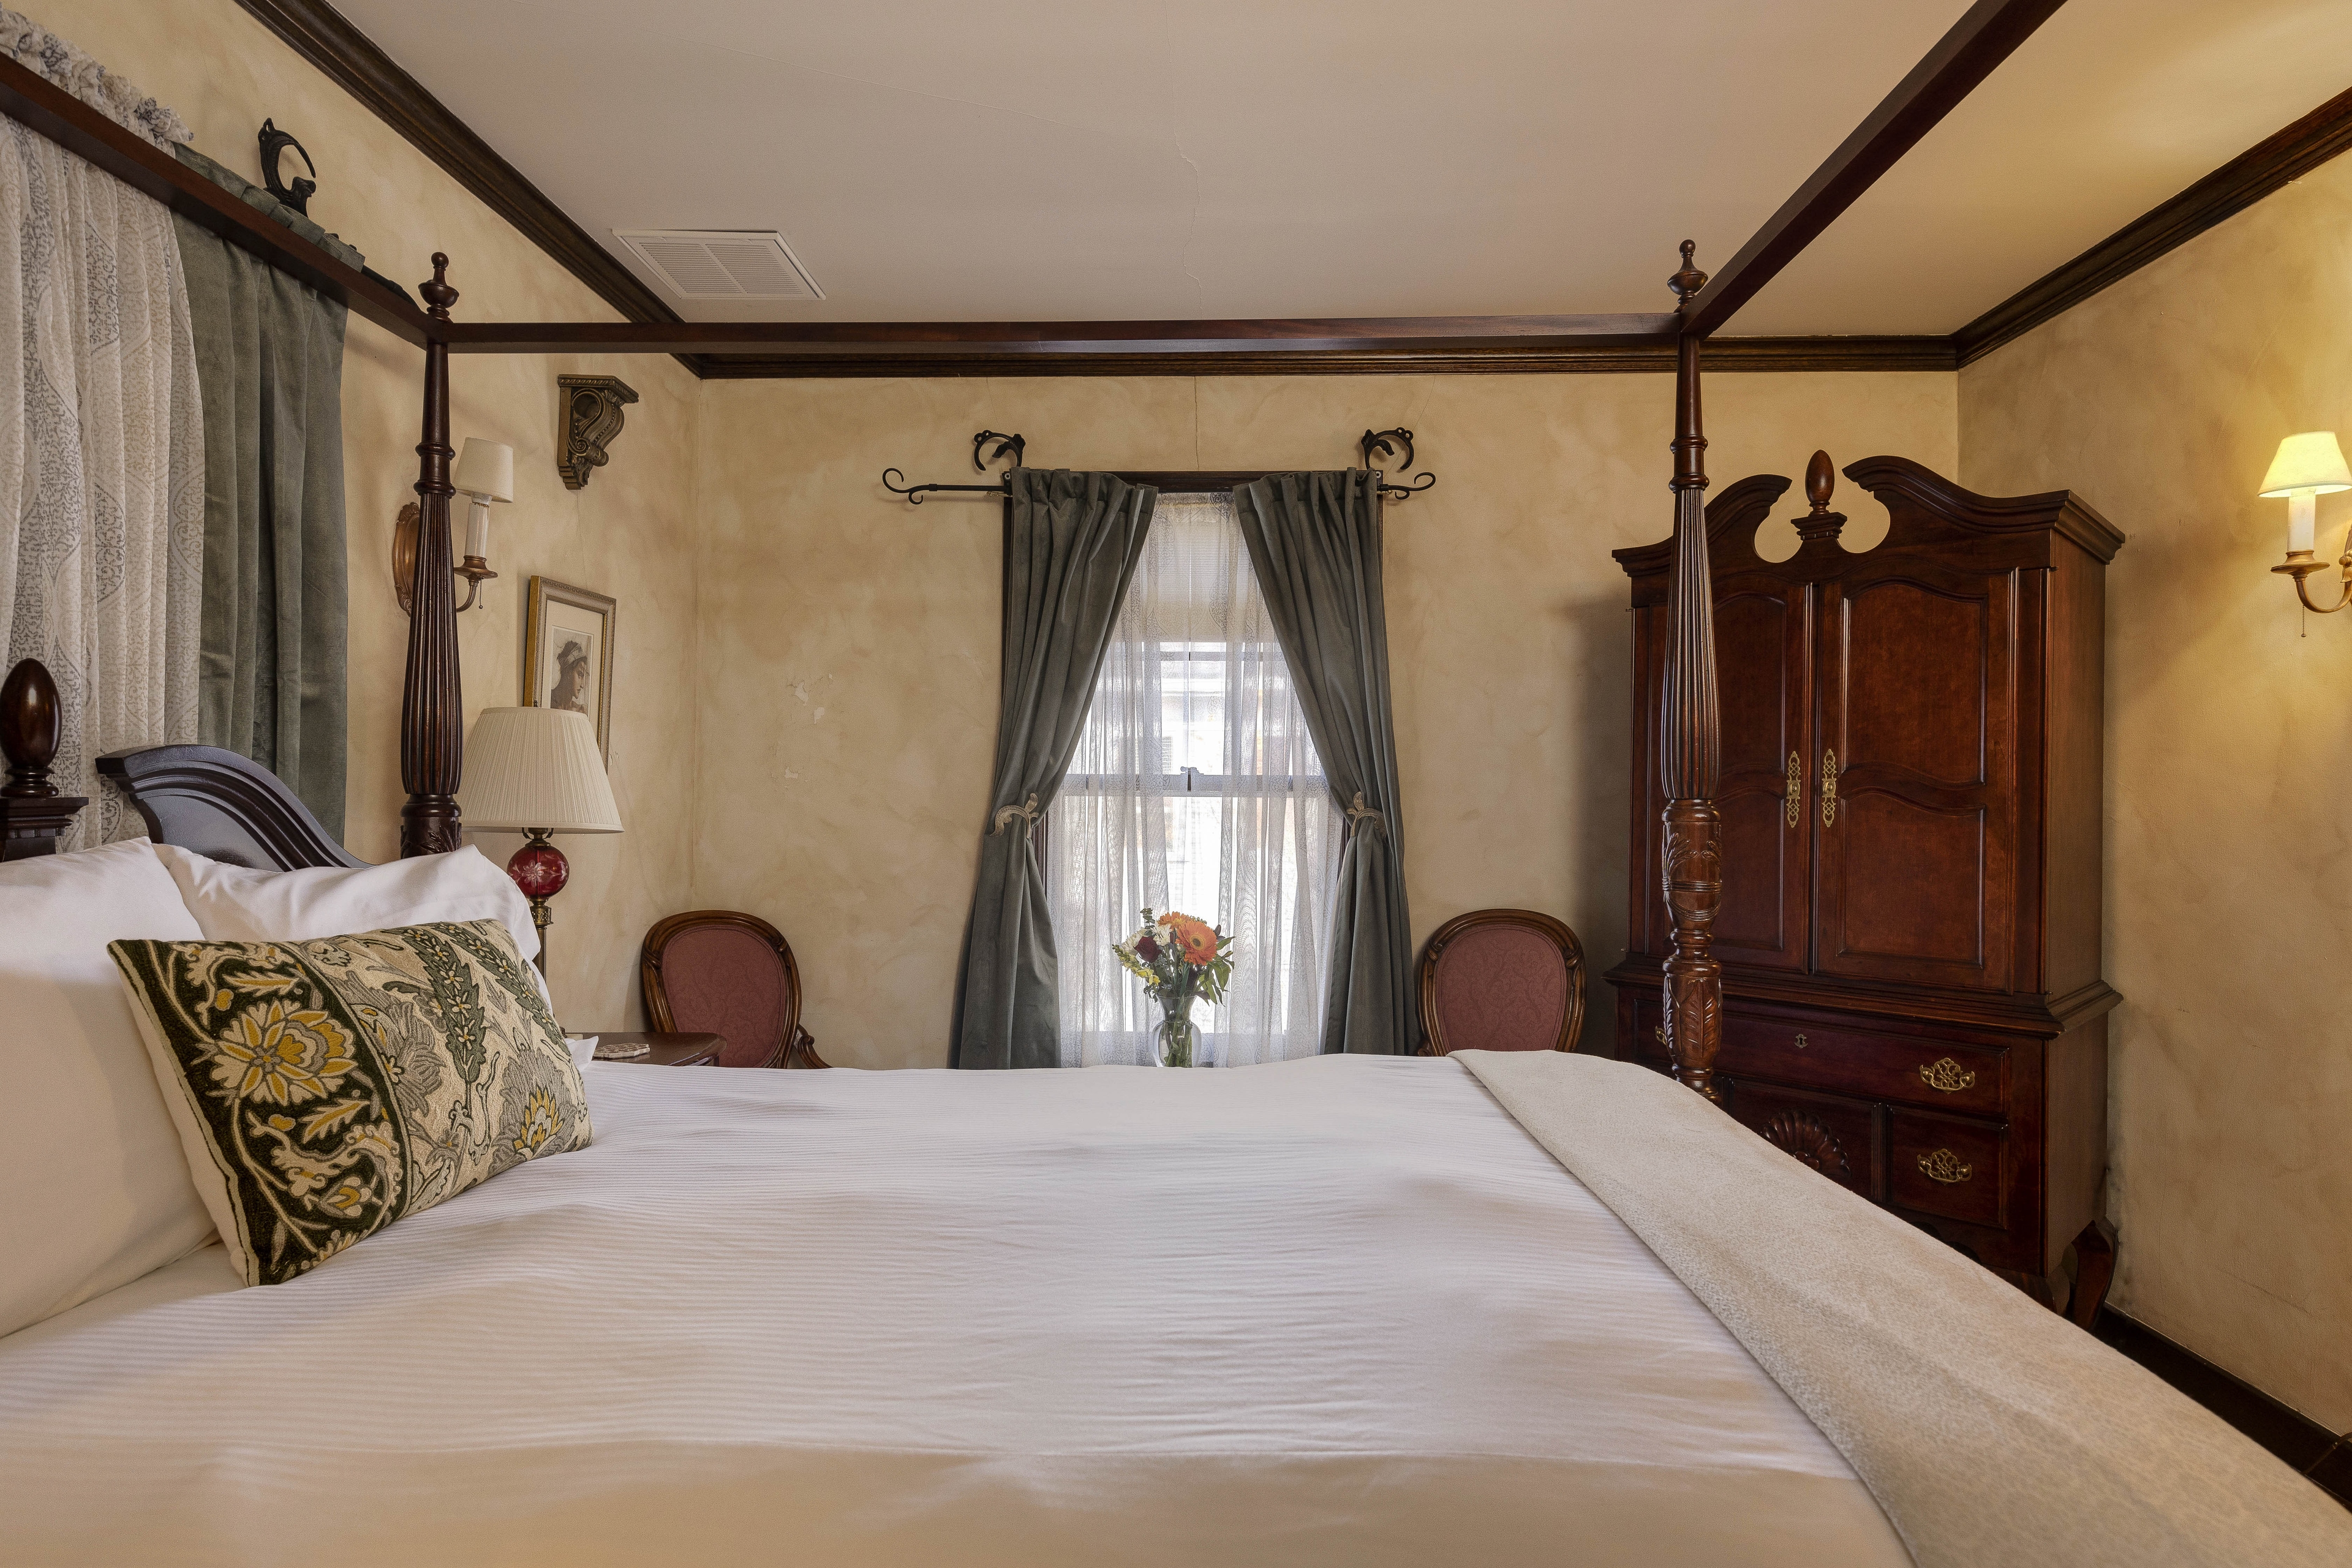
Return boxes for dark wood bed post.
[400,254,464,858]
[0,658,85,859]
[1660,243,1724,1101]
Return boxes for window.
[1047,492,1340,1066]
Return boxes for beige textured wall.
[1960,155,2352,1431]
[694,373,1955,1068]
[37,0,702,1031]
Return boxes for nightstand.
[592,1031,724,1066]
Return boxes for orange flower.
[1165,913,1221,964]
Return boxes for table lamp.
[460,706,622,974]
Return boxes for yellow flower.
[511,1087,562,1156]
[210,1002,356,1104]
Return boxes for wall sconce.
[2263,431,2352,612]
[393,437,511,614]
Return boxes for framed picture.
[522,577,617,760]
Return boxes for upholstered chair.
[1416,909,1587,1055]
[640,911,826,1068]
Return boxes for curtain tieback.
[991,793,1042,835]
[1344,791,1387,839]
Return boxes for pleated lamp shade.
[461,707,623,833]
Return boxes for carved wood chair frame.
[640,908,826,1069]
[1416,907,1588,1057]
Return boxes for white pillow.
[0,838,217,1338]
[151,843,542,967]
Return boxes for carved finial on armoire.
[0,658,87,859]
[1794,449,1847,546]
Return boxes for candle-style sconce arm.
[392,502,497,615]
[2271,549,2352,613]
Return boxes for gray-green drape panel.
[951,470,1157,1069]
[171,145,352,839]
[1234,471,1413,1055]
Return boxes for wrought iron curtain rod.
[881,430,1438,505]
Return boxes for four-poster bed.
[9,2,2350,1561]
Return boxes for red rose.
[1136,934,1161,960]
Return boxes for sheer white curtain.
[1049,492,1340,1066]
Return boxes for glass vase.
[1154,973,1200,1068]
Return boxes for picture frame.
[522,577,617,760]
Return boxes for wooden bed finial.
[1660,247,1724,1102]
[401,253,465,858]
[1,658,59,797]
[0,658,87,859]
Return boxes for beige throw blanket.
[1457,1050,2352,1568]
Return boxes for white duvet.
[0,1055,1907,1566]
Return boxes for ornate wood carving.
[1761,1109,1853,1183]
[1659,247,1724,1102]
[0,658,86,860]
[400,254,464,859]
[557,374,638,491]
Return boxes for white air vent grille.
[614,229,822,300]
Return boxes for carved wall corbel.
[557,374,638,491]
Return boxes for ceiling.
[331,0,2352,335]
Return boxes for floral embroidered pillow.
[110,919,590,1286]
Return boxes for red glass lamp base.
[505,831,568,975]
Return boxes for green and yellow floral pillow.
[109,919,590,1286]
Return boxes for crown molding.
[1956,83,2352,366]
[232,1,2348,382]
[230,0,680,333]
[682,336,1958,379]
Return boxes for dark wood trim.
[97,744,366,870]
[443,314,1679,358]
[0,51,434,347]
[1416,908,1588,1057]
[2095,1308,2351,1510]
[1956,83,2352,366]
[230,0,679,333]
[684,335,1956,379]
[1678,0,2068,338]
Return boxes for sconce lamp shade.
[461,707,622,833]
[2258,432,2352,498]
[451,438,516,502]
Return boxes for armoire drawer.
[1887,1109,2007,1230]
[1723,1079,1882,1200]
[1715,1014,2007,1118]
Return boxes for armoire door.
[1812,559,2018,991]
[1711,576,1812,971]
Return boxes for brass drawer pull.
[1918,1148,1973,1185]
[1784,751,1802,827]
[1919,1057,1977,1093]
[1820,748,1839,827]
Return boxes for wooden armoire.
[1605,454,2124,1302]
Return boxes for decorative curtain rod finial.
[1360,428,1438,499]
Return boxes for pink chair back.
[1418,910,1586,1055]
[641,911,802,1068]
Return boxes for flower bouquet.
[1112,909,1234,1067]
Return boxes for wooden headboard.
[1,657,363,871]
[97,745,366,871]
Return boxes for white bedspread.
[0,1055,1907,1567]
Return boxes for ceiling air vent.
[613,229,822,300]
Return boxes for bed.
[3,38,2349,1566]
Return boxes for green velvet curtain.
[951,470,1156,1069]
[170,146,351,839]
[1233,472,1414,1055]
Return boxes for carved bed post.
[1660,243,1724,1101]
[400,254,464,858]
